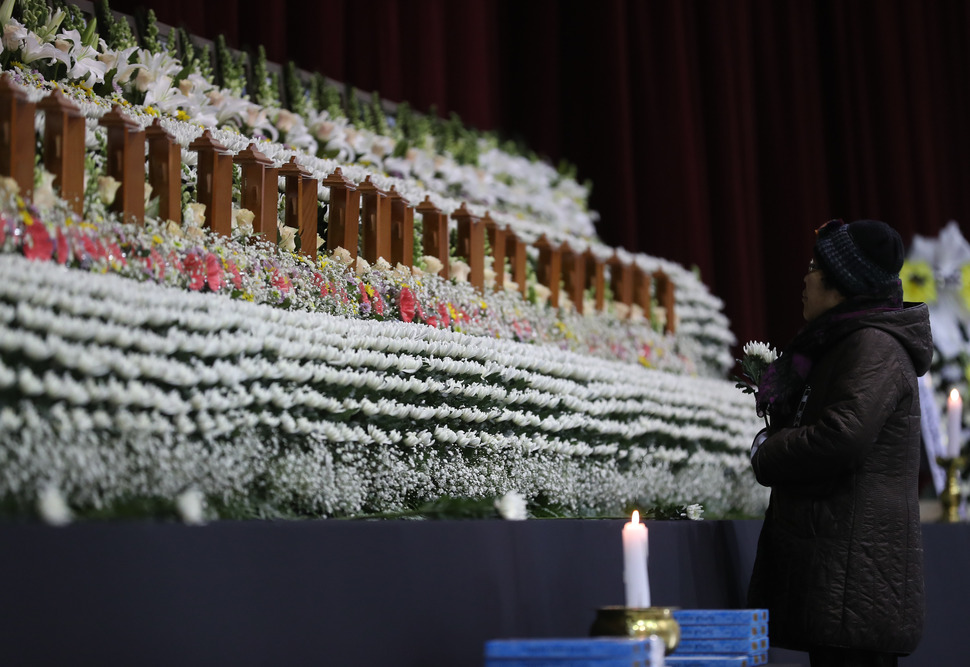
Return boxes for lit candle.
[622,510,651,608]
[948,389,963,457]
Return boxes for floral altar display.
[901,221,970,509]
[0,0,767,522]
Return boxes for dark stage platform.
[2,520,967,666]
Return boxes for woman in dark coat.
[748,219,932,667]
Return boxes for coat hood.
[853,302,933,376]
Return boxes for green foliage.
[251,46,277,107]
[95,0,136,50]
[284,61,306,115]
[17,0,50,32]
[345,86,363,126]
[215,34,246,97]
[52,0,86,33]
[196,43,213,82]
[557,158,578,181]
[366,91,389,135]
[176,27,194,64]
[310,74,343,118]
[139,8,162,54]
[165,22,180,59]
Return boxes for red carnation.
[183,253,205,291]
[227,260,242,289]
[23,222,53,261]
[271,269,292,294]
[55,228,70,264]
[205,252,223,291]
[399,287,415,322]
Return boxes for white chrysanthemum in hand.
[742,341,778,364]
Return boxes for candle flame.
[632,510,640,524]
[952,388,961,402]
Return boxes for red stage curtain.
[108,0,970,353]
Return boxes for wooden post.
[608,252,633,314]
[38,89,85,216]
[0,74,36,198]
[584,248,606,312]
[388,185,414,267]
[505,231,528,297]
[145,119,182,223]
[653,269,676,333]
[279,156,319,258]
[233,142,278,243]
[561,242,587,313]
[188,129,233,236]
[483,211,506,290]
[358,175,391,264]
[534,234,562,308]
[634,264,652,316]
[322,167,360,262]
[416,195,449,279]
[452,202,485,292]
[99,104,145,224]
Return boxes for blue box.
[484,660,650,667]
[679,624,767,640]
[485,638,650,659]
[676,637,768,654]
[665,655,749,667]
[673,609,768,625]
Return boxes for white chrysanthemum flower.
[495,491,527,520]
[742,341,778,364]
[176,488,206,525]
[37,485,72,526]
[685,503,704,520]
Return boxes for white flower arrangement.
[0,7,760,520]
[0,253,766,519]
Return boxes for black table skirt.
[2,520,966,666]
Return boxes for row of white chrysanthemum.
[0,255,759,437]
[2,250,750,412]
[0,259,756,450]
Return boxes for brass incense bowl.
[589,606,680,654]
[936,456,967,523]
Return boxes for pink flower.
[106,242,126,267]
[227,260,242,289]
[271,269,292,294]
[55,228,70,264]
[399,287,415,323]
[183,253,205,291]
[438,303,451,327]
[23,222,53,261]
[205,253,223,291]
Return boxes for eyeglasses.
[807,258,820,274]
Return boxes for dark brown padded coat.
[748,303,932,654]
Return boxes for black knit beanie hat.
[813,219,904,298]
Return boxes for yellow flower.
[176,110,190,122]
[901,260,937,304]
[960,265,970,311]
[638,356,652,368]
[365,284,376,298]
[152,234,164,245]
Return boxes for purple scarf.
[755,296,901,426]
